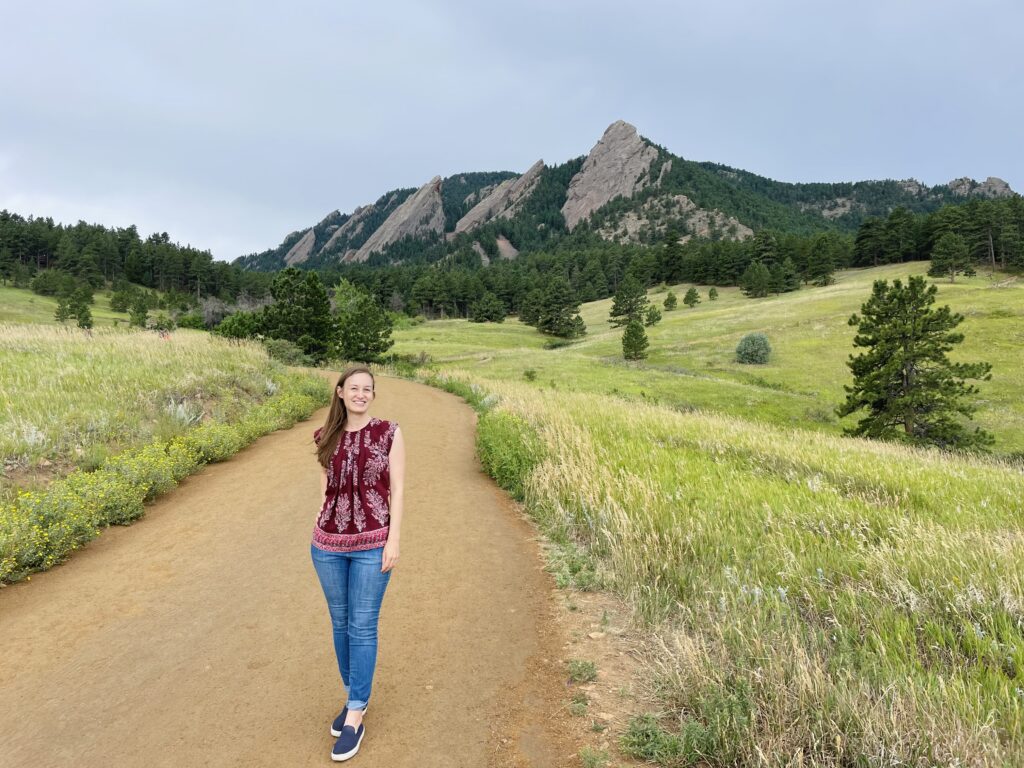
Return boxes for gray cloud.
[1,0,1020,261]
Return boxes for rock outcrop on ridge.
[947,176,1014,198]
[454,160,545,234]
[349,177,445,262]
[561,120,660,231]
[283,228,317,265]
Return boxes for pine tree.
[622,318,648,360]
[0,247,15,285]
[518,288,545,326]
[129,294,149,327]
[663,291,678,311]
[609,274,649,327]
[683,287,700,308]
[708,287,719,300]
[644,304,661,326]
[837,276,992,450]
[740,261,771,298]
[337,290,394,362]
[263,267,337,362]
[469,291,506,323]
[54,293,75,323]
[779,257,800,292]
[928,233,975,283]
[807,236,837,286]
[538,276,585,338]
[660,228,684,283]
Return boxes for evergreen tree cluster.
[0,210,271,301]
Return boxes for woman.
[310,366,405,762]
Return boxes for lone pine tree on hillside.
[663,290,678,311]
[683,287,700,308]
[609,274,649,327]
[538,275,585,338]
[622,317,649,360]
[837,275,992,450]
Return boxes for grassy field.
[0,323,297,501]
[432,370,1024,766]
[0,284,133,327]
[394,263,1024,454]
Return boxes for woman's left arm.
[382,426,405,573]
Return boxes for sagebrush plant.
[735,331,771,364]
[420,369,1024,766]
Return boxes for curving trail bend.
[0,373,572,767]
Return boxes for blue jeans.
[310,543,391,711]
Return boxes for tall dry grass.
[433,370,1024,766]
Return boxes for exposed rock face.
[455,160,545,234]
[561,120,660,231]
[898,178,927,196]
[597,194,752,244]
[322,205,374,253]
[350,177,445,262]
[798,197,856,220]
[947,176,1014,198]
[283,228,317,265]
[495,235,519,259]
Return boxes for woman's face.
[338,372,375,417]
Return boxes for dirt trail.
[0,374,574,767]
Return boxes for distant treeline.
[324,197,1024,319]
[0,211,272,302]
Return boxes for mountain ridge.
[234,121,1015,272]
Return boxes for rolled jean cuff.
[346,698,367,711]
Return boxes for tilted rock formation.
[283,228,317,265]
[321,204,376,253]
[561,120,659,231]
[947,176,1014,198]
[455,160,545,234]
[597,194,752,243]
[349,177,445,262]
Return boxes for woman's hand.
[382,539,400,573]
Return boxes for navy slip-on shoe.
[331,724,365,762]
[330,704,368,737]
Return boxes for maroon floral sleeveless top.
[312,417,398,552]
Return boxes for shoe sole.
[331,729,364,761]
[330,705,368,738]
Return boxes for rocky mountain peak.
[560,121,660,231]
[348,176,445,262]
[946,176,1014,198]
[454,160,545,234]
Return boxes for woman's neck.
[344,414,372,431]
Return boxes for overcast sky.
[2,0,1021,262]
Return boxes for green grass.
[394,263,1024,453]
[0,323,299,501]
[430,371,1024,765]
[0,284,134,327]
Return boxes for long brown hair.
[315,366,375,467]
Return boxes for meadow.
[0,283,131,327]
[0,321,329,582]
[397,263,1024,765]
[432,371,1024,766]
[393,263,1024,454]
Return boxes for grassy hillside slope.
[393,263,1024,453]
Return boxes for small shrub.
[176,312,206,330]
[735,332,771,364]
[263,338,311,366]
[569,691,589,716]
[523,368,537,382]
[579,747,609,768]
[568,659,598,684]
